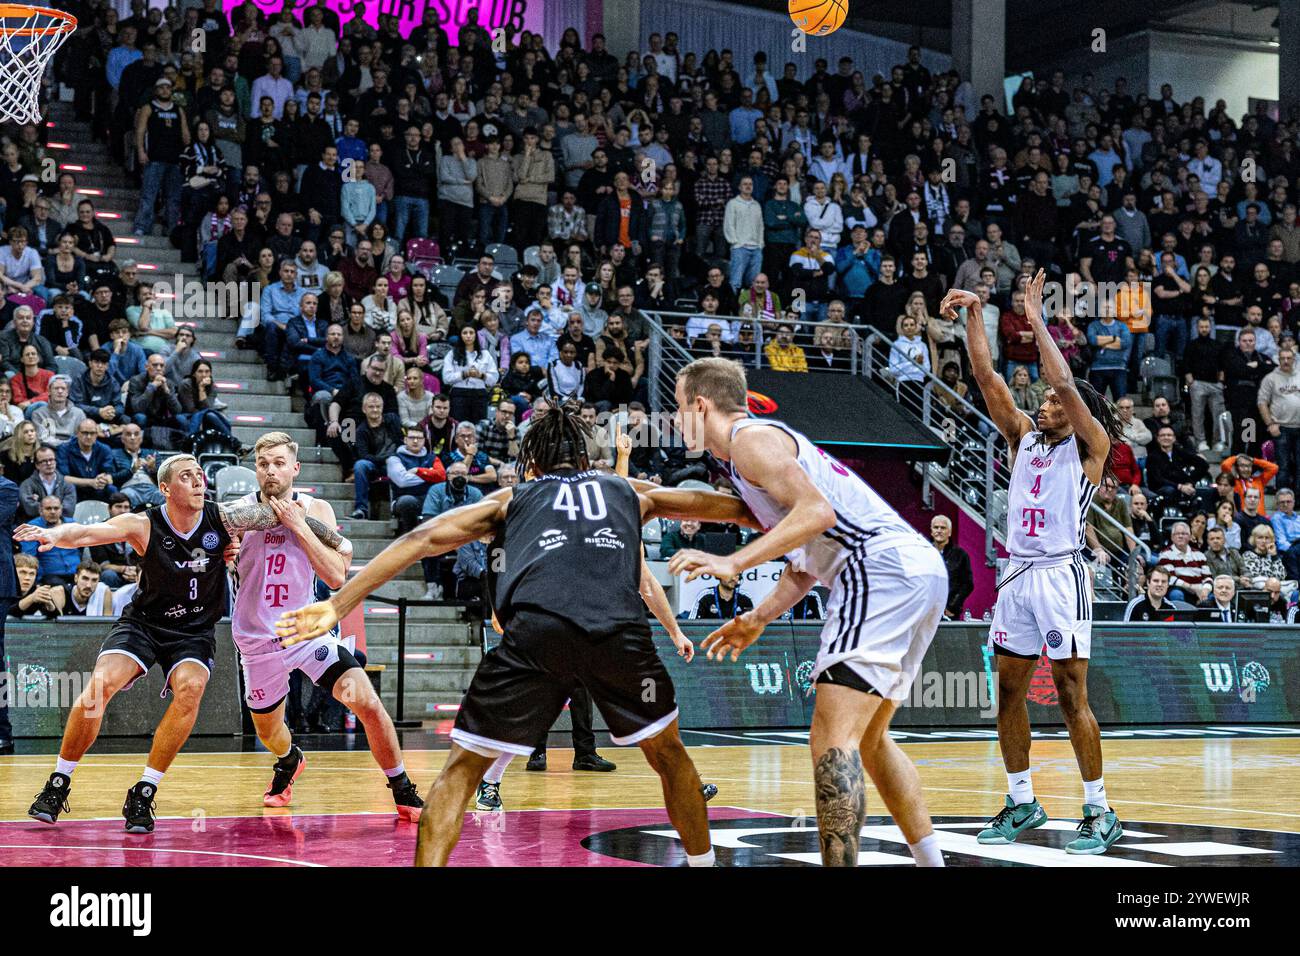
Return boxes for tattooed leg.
[809,682,876,867]
[814,747,867,866]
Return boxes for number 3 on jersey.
[552,481,607,521]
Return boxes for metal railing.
[642,309,1149,599]
[364,594,483,724]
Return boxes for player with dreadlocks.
[276,402,759,866]
[943,270,1126,854]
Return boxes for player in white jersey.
[668,358,949,867]
[946,272,1125,854]
[229,432,424,819]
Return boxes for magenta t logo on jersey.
[264,583,290,608]
[816,447,850,477]
[1021,507,1046,537]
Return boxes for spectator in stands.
[126,283,178,356]
[1196,574,1240,623]
[929,514,973,620]
[284,292,330,384]
[57,561,113,617]
[29,375,83,449]
[19,495,80,586]
[765,322,808,373]
[624,403,665,482]
[71,349,124,433]
[1209,498,1244,550]
[106,318,146,385]
[448,421,497,488]
[691,573,753,619]
[350,391,402,520]
[999,288,1037,381]
[1205,525,1251,591]
[0,304,54,378]
[109,423,163,510]
[325,353,399,476]
[1222,453,1278,516]
[126,353,182,444]
[1146,425,1209,515]
[1258,346,1300,491]
[475,134,513,243]
[1086,308,1133,400]
[133,77,191,238]
[1236,486,1272,541]
[39,297,85,362]
[57,419,116,504]
[1124,566,1179,622]
[18,442,75,519]
[9,553,58,620]
[417,460,481,601]
[259,258,306,381]
[476,400,518,470]
[659,518,703,561]
[398,366,434,430]
[1115,395,1152,465]
[387,425,446,534]
[1184,315,1227,454]
[442,324,499,424]
[9,343,53,412]
[1158,520,1212,604]
[1225,327,1274,455]
[178,360,237,445]
[1087,476,1135,563]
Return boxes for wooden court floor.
[2,734,1299,866]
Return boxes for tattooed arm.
[218,500,345,550]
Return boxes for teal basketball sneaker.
[977,795,1049,844]
[1065,804,1123,854]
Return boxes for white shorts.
[239,635,357,712]
[989,555,1093,660]
[815,542,948,701]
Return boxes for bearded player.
[668,357,949,867]
[943,271,1125,854]
[229,432,423,818]
[17,454,346,833]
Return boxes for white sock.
[140,766,165,787]
[54,758,78,778]
[1007,769,1034,805]
[484,754,513,784]
[908,834,945,867]
[686,849,716,867]
[383,764,406,779]
[1083,777,1110,812]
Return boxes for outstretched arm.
[941,287,1030,446]
[277,491,510,644]
[666,427,833,581]
[1022,269,1110,473]
[633,479,762,529]
[219,499,345,550]
[13,512,149,553]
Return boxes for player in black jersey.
[17,454,346,834]
[279,405,757,866]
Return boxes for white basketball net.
[0,9,73,124]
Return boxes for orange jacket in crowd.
[1220,455,1278,515]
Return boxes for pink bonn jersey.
[230,492,320,653]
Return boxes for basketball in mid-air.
[789,0,848,35]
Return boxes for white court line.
[0,844,323,866]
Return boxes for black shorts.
[452,607,678,757]
[100,616,217,696]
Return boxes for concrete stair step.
[218,409,313,430]
[364,645,482,667]
[212,379,290,397]
[219,393,295,412]
[234,424,330,453]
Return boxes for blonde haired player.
[229,433,423,817]
[943,272,1125,854]
[17,454,347,833]
[669,358,948,867]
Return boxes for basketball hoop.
[0,4,76,125]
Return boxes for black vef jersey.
[122,501,232,638]
[495,469,644,636]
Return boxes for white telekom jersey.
[230,491,321,653]
[1006,428,1095,565]
[726,419,926,586]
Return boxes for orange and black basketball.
[789,0,848,36]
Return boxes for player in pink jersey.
[229,432,423,819]
[945,272,1127,854]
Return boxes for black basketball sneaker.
[28,772,71,824]
[264,746,306,808]
[389,773,425,821]
[123,782,157,834]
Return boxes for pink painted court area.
[0,808,771,867]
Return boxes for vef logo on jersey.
[202,531,219,551]
[583,527,625,550]
[746,390,778,415]
[161,536,175,551]
[537,529,568,551]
